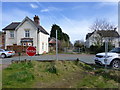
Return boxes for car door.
[117,48,120,58]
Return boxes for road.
[1,54,95,65]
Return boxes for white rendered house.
[2,15,49,54]
[85,30,119,48]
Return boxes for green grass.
[76,62,119,88]
[76,75,118,88]
[0,70,2,89]
[2,60,120,88]
[2,60,80,88]
[3,62,35,88]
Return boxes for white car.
[95,47,120,69]
[0,49,15,58]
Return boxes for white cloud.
[41,9,49,12]
[40,7,62,12]
[30,3,38,8]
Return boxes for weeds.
[73,58,80,65]
[47,65,58,74]
[8,71,34,82]
[2,60,120,88]
[5,61,33,70]
[46,61,58,74]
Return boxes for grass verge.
[2,60,120,88]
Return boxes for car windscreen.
[0,49,9,51]
[110,48,120,53]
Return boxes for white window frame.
[25,30,30,38]
[10,31,14,38]
[28,43,32,46]
[23,43,26,46]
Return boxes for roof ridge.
[11,22,21,23]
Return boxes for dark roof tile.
[86,30,120,40]
[97,30,119,37]
[86,32,94,40]
[2,22,20,30]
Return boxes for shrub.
[47,65,58,74]
[89,42,115,54]
[46,62,58,74]
[73,59,80,65]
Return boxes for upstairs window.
[25,30,30,37]
[10,31,14,38]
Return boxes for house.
[49,37,61,52]
[2,15,49,54]
[85,30,120,48]
[0,32,2,48]
[0,31,5,49]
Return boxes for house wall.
[85,31,101,48]
[85,38,91,48]
[5,30,17,49]
[16,20,49,54]
[38,32,49,54]
[16,20,37,47]
[86,31,119,48]
[2,33,5,49]
[109,38,119,47]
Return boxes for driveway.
[1,54,95,65]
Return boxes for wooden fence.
[7,45,28,53]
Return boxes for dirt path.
[33,70,87,88]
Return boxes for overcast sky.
[1,2,118,43]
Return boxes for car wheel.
[1,54,6,58]
[111,60,120,69]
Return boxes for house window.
[25,30,30,37]
[10,31,14,38]
[46,43,47,51]
[28,43,32,46]
[42,43,44,51]
[23,43,26,46]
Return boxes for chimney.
[34,15,40,25]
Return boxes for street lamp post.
[56,30,58,61]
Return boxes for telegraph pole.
[56,30,58,61]
[105,37,108,68]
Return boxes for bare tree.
[89,18,116,31]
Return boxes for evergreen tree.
[50,24,63,40]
